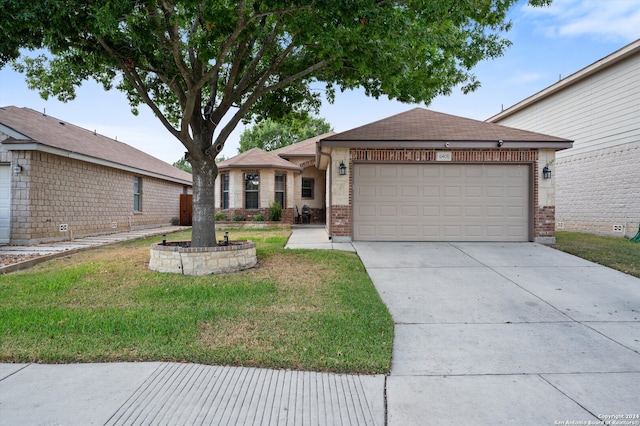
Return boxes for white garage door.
[353,164,530,242]
[0,164,11,244]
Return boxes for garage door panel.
[422,225,440,236]
[357,205,376,217]
[380,166,399,177]
[444,206,462,217]
[444,167,462,177]
[487,206,504,217]
[465,226,482,236]
[422,206,439,216]
[401,205,419,217]
[487,187,504,197]
[357,166,377,178]
[401,166,419,178]
[444,226,462,237]
[353,164,530,242]
[508,225,527,237]
[466,206,482,217]
[379,225,398,237]
[507,206,526,218]
[400,225,419,237]
[379,205,397,216]
[466,186,482,197]
[358,185,377,197]
[423,186,440,197]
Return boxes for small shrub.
[233,214,244,222]
[253,214,265,222]
[269,202,282,221]
[214,212,227,221]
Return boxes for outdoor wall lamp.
[338,161,347,176]
[13,165,22,174]
[542,164,552,179]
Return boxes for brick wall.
[10,150,187,244]
[555,141,640,237]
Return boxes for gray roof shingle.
[271,132,336,158]
[217,147,301,171]
[322,108,572,144]
[0,106,192,184]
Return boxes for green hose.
[631,223,640,242]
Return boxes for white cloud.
[521,0,640,42]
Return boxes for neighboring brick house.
[214,132,334,223]
[316,108,572,243]
[487,39,640,237]
[0,106,192,245]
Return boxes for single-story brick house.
[218,108,572,243]
[0,106,192,245]
[487,39,640,237]
[215,132,334,223]
[317,108,572,243]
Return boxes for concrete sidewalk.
[284,225,355,252]
[0,226,188,274]
[1,363,385,426]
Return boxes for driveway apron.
[354,242,640,425]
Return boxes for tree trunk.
[190,156,218,247]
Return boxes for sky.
[1,0,639,165]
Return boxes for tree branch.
[96,36,191,150]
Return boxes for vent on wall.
[613,224,625,233]
[556,222,564,229]
[59,224,68,232]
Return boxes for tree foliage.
[1,0,552,246]
[172,158,192,173]
[239,116,332,153]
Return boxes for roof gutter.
[4,142,193,186]
[318,140,573,150]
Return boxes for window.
[221,173,229,209]
[133,177,142,211]
[245,172,259,209]
[302,178,314,199]
[275,173,285,207]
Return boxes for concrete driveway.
[353,242,640,425]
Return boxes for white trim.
[0,124,29,140]
[3,142,192,186]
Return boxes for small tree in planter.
[269,202,283,222]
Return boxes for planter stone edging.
[149,240,257,275]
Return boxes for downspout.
[319,150,332,240]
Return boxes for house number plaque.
[436,151,452,161]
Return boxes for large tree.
[239,116,332,153]
[1,0,550,247]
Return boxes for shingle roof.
[322,108,571,145]
[217,147,301,171]
[271,132,336,157]
[0,106,192,184]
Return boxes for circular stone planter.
[149,241,257,275]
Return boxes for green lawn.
[553,231,640,278]
[0,229,394,374]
